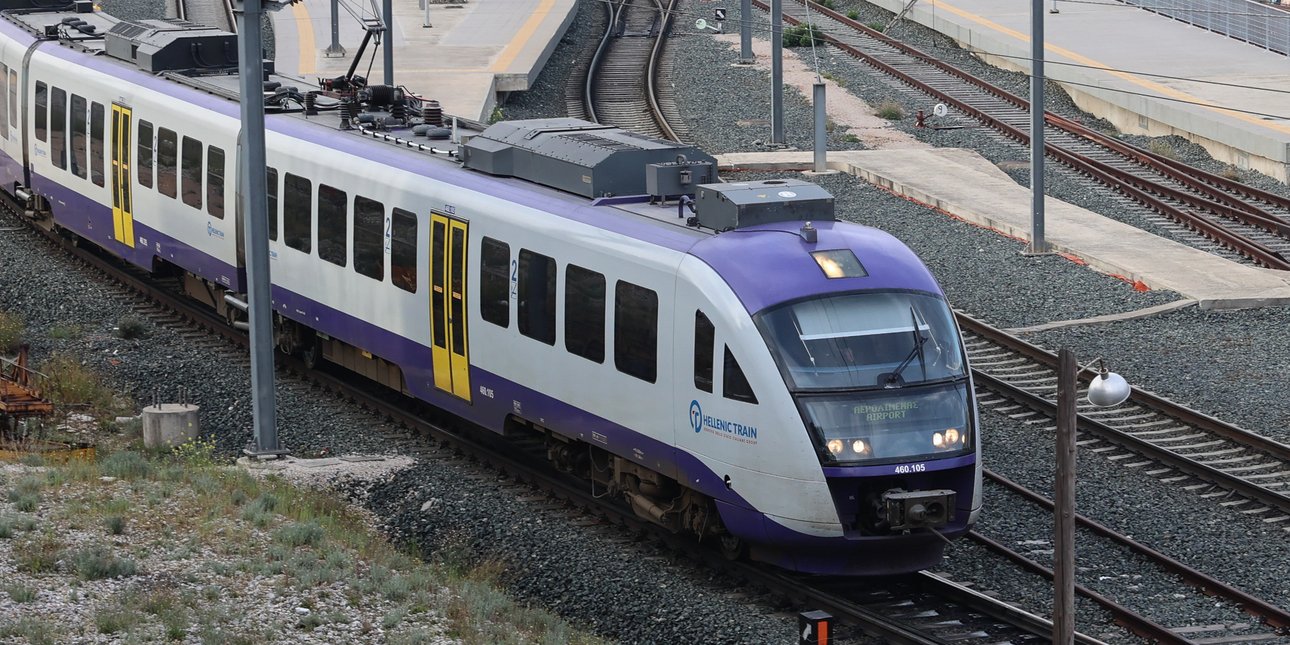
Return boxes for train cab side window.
[266,167,279,241]
[722,346,758,404]
[317,183,347,267]
[391,208,417,293]
[518,249,556,345]
[33,81,46,143]
[137,120,153,189]
[479,237,510,328]
[50,86,66,170]
[207,146,224,219]
[615,281,657,383]
[90,102,104,187]
[9,69,18,129]
[69,94,86,179]
[283,172,312,253]
[181,136,202,209]
[693,310,714,392]
[157,127,177,199]
[353,196,384,281]
[564,265,605,363]
[0,65,8,140]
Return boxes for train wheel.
[718,533,746,561]
[299,334,321,370]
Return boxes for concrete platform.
[862,0,1290,182]
[268,0,577,121]
[718,149,1290,309]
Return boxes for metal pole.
[740,0,754,62]
[326,0,345,56]
[813,82,826,172]
[1028,0,1047,254]
[383,0,394,86]
[770,0,784,144]
[236,0,280,456]
[1054,348,1077,644]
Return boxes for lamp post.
[1054,350,1130,644]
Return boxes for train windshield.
[797,383,972,463]
[755,291,966,390]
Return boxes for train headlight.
[932,432,945,448]
[826,439,844,456]
[851,439,868,455]
[946,428,961,445]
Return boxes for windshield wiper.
[883,307,928,388]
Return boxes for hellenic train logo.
[689,400,703,433]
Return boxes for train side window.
[181,136,202,209]
[0,65,8,140]
[137,120,153,189]
[518,249,556,345]
[9,69,17,129]
[69,94,86,178]
[479,237,509,327]
[206,146,224,219]
[90,102,104,187]
[283,172,311,253]
[33,81,45,143]
[266,166,278,241]
[722,346,758,404]
[49,86,65,170]
[694,310,714,392]
[391,208,417,293]
[353,195,384,281]
[317,183,347,267]
[156,127,177,199]
[564,265,605,363]
[615,281,657,383]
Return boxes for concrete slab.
[858,0,1290,182]
[717,149,1290,309]
[268,0,576,121]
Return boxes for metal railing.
[1120,0,1290,56]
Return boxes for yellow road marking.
[490,0,557,73]
[932,0,1290,136]
[293,1,317,75]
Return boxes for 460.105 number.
[893,463,926,474]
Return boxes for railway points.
[719,148,1290,308]
[268,0,577,121]
[864,0,1290,183]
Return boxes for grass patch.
[15,533,64,573]
[846,9,859,19]
[875,100,905,120]
[783,23,822,47]
[48,323,84,340]
[0,617,59,645]
[115,315,148,340]
[275,521,325,548]
[105,514,126,535]
[1148,138,1176,159]
[70,545,138,580]
[95,607,137,635]
[0,513,37,538]
[99,450,152,479]
[40,354,128,417]
[5,582,37,603]
[867,21,885,31]
[1220,165,1242,181]
[0,310,23,352]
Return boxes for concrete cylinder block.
[141,403,201,449]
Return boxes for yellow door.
[110,104,134,248]
[431,213,471,402]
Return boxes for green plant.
[95,608,135,635]
[846,9,859,19]
[782,23,822,47]
[275,521,325,548]
[40,354,124,415]
[817,0,834,8]
[843,133,861,143]
[867,21,885,31]
[0,310,23,352]
[99,451,153,479]
[1148,138,1176,159]
[115,315,148,340]
[0,617,59,645]
[19,453,47,467]
[105,515,126,535]
[5,583,36,603]
[1220,165,1242,181]
[15,534,64,573]
[48,323,84,340]
[12,492,38,512]
[71,545,138,580]
[173,435,218,468]
[875,99,905,120]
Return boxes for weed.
[1148,138,1176,159]
[846,9,859,19]
[783,23,822,47]
[0,617,59,645]
[48,323,84,340]
[15,534,64,573]
[875,100,905,120]
[5,583,36,603]
[382,606,407,629]
[275,521,325,548]
[105,515,126,535]
[173,435,219,468]
[70,545,138,580]
[115,315,148,340]
[298,613,325,631]
[1220,165,1243,181]
[19,453,47,467]
[0,310,23,352]
[820,71,845,88]
[248,491,279,514]
[40,354,122,415]
[99,451,152,479]
[867,21,885,31]
[817,0,834,7]
[95,608,135,635]
[843,133,861,143]
[11,492,39,512]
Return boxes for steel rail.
[644,0,680,141]
[584,0,622,124]
[753,0,1290,270]
[986,470,1290,631]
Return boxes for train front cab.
[751,288,982,574]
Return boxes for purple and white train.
[0,1,980,574]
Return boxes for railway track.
[754,0,1290,271]
[579,0,682,140]
[176,0,236,33]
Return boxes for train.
[0,0,980,574]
